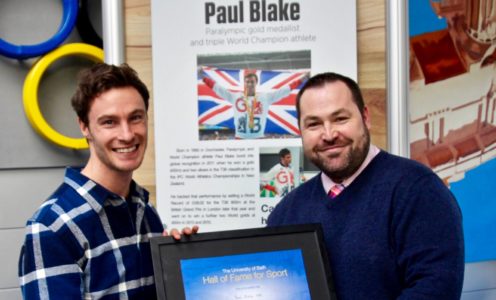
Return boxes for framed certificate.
[150,224,336,300]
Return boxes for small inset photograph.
[259,147,309,198]
[197,50,310,140]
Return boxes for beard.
[308,126,370,183]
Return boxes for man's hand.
[163,225,199,240]
[197,66,205,79]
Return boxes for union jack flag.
[198,67,307,138]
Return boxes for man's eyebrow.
[96,109,146,122]
[329,108,351,116]
[302,115,320,122]
[302,108,350,121]
[96,114,116,122]
[129,109,147,115]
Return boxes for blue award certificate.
[180,249,310,300]
[150,224,335,300]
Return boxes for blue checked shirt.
[18,167,164,299]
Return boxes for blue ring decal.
[0,0,78,59]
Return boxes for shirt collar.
[64,167,149,209]
[321,144,380,194]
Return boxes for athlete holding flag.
[200,68,308,139]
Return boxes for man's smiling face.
[299,81,370,182]
[80,86,148,177]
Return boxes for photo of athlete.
[260,147,307,198]
[199,67,309,140]
[261,148,296,197]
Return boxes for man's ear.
[362,106,371,130]
[78,118,91,141]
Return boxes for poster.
[151,0,357,232]
[408,0,496,262]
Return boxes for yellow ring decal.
[23,43,104,149]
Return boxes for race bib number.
[238,116,261,134]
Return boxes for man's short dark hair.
[279,148,291,158]
[71,63,150,126]
[245,73,258,83]
[295,72,365,124]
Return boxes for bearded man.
[267,72,464,300]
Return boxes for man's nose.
[322,123,338,141]
[118,123,134,141]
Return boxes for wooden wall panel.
[124,0,387,202]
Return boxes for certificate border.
[151,223,336,300]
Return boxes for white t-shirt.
[263,163,295,197]
[212,84,292,139]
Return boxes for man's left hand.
[163,225,199,240]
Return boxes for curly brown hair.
[71,63,149,126]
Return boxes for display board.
[151,0,357,231]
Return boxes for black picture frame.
[151,223,336,300]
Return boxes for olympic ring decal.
[0,0,79,59]
[23,43,104,150]
[77,0,103,48]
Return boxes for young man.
[267,73,464,299]
[202,69,307,139]
[261,148,295,197]
[18,63,196,299]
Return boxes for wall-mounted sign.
[151,0,357,232]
